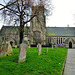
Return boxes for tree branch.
[0,1,16,10]
[24,15,36,25]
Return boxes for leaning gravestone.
[0,42,13,58]
[46,47,48,53]
[6,42,13,56]
[38,43,41,55]
[0,44,7,57]
[18,38,28,63]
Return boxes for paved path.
[63,49,75,75]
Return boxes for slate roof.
[0,26,75,37]
[0,26,19,36]
[46,27,75,36]
[0,26,29,36]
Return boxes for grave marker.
[38,43,41,55]
[18,38,28,63]
[0,42,13,57]
[46,47,48,53]
[6,42,13,56]
[51,44,53,50]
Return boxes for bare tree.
[0,0,52,44]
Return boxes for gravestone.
[55,44,57,49]
[46,47,48,53]
[27,43,31,48]
[0,44,7,57]
[18,43,27,63]
[38,43,41,55]
[6,42,13,56]
[0,43,8,57]
[37,44,38,49]
[27,41,31,48]
[28,45,31,48]
[18,38,28,63]
[0,42,13,58]
[51,44,53,50]
[15,45,17,48]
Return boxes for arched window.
[69,42,72,48]
[50,37,51,42]
[10,41,13,46]
[57,37,58,44]
[59,37,60,44]
[61,38,62,44]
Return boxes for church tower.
[29,6,46,45]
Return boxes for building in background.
[0,6,75,48]
[46,27,75,48]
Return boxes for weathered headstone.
[12,43,15,48]
[0,44,7,57]
[28,45,31,48]
[37,44,38,49]
[18,38,28,63]
[38,43,41,55]
[51,44,53,50]
[55,44,58,49]
[15,45,17,48]
[27,41,31,48]
[6,42,13,56]
[46,47,48,53]
[0,42,13,58]
[27,43,31,48]
[18,43,27,63]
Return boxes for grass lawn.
[0,47,67,75]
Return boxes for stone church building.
[0,6,75,48]
[46,27,75,48]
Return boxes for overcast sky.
[46,0,75,27]
[0,0,10,29]
[0,0,75,29]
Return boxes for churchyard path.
[63,49,75,75]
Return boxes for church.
[0,6,75,48]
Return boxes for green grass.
[0,47,67,75]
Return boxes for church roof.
[0,26,29,36]
[46,27,75,36]
[0,26,19,36]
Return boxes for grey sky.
[0,0,75,29]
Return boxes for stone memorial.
[0,42,13,57]
[37,44,38,49]
[6,42,13,56]
[15,45,17,48]
[0,44,7,57]
[18,37,28,63]
[27,41,31,48]
[51,44,53,50]
[55,44,57,49]
[27,43,31,48]
[46,47,48,53]
[38,43,41,55]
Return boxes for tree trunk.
[20,31,23,44]
[19,14,24,44]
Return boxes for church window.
[57,37,58,44]
[59,38,60,44]
[50,38,51,42]
[61,38,62,44]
